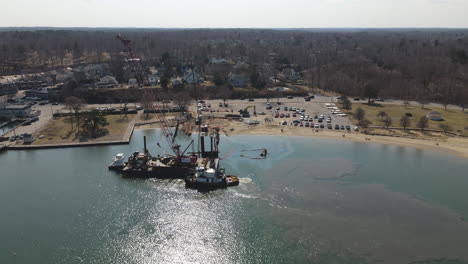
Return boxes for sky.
[0,0,467,28]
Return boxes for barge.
[109,124,239,190]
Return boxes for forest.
[0,28,467,107]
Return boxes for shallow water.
[1,129,468,264]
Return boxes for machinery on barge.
[109,34,238,189]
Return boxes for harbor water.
[1,129,468,263]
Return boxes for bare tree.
[417,116,429,132]
[354,107,365,121]
[377,111,387,120]
[173,91,192,113]
[341,96,352,112]
[65,96,84,132]
[383,116,392,129]
[400,115,411,130]
[438,123,452,135]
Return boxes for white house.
[128,78,138,85]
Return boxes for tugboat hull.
[184,175,239,190]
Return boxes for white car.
[354,126,359,131]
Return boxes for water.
[1,129,468,264]
[0,121,22,135]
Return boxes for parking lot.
[193,96,357,132]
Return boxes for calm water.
[1,129,468,264]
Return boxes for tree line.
[0,28,467,107]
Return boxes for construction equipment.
[116,34,146,86]
[239,105,256,118]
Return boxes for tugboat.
[108,153,126,170]
[185,158,239,190]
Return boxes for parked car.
[315,123,320,128]
[248,98,255,102]
[335,125,340,130]
[327,124,332,129]
[354,126,359,131]
[287,96,293,99]
[346,125,351,130]
[0,136,9,142]
[340,125,345,130]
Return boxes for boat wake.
[238,177,253,184]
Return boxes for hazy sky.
[1,0,467,28]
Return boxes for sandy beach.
[137,118,468,160]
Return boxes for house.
[84,64,107,78]
[228,73,248,88]
[148,75,160,86]
[94,75,118,89]
[234,62,250,70]
[183,70,202,84]
[282,68,301,81]
[171,77,184,89]
[55,71,74,83]
[128,78,138,85]
[210,58,229,64]
[0,104,32,118]
[427,111,443,121]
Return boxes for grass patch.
[32,114,135,145]
[351,104,468,134]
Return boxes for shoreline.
[226,128,468,160]
[5,122,468,160]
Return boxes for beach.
[137,118,468,159]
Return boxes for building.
[183,70,202,84]
[128,78,138,85]
[281,68,301,81]
[0,104,32,118]
[95,75,118,89]
[427,111,443,121]
[210,58,229,64]
[228,73,248,88]
[25,87,51,100]
[148,75,160,86]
